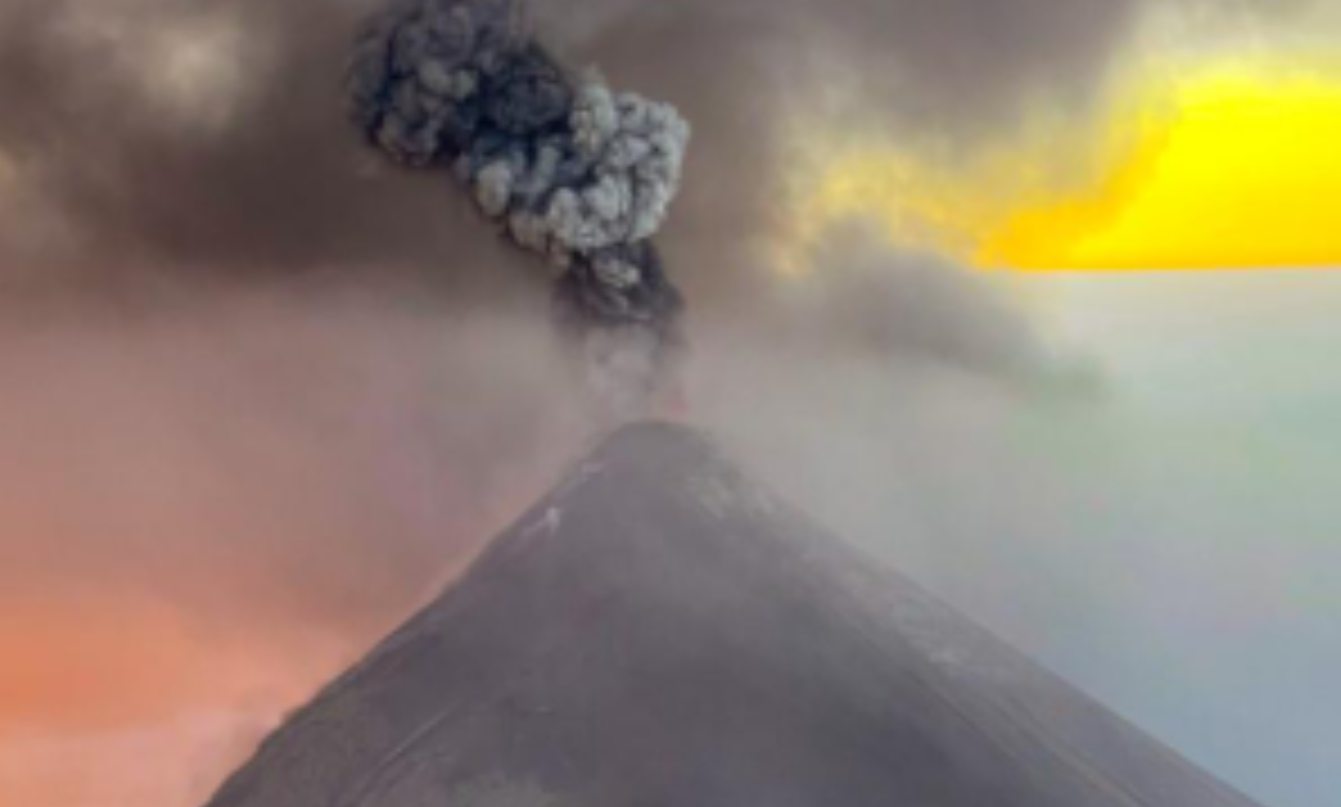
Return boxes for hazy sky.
[0,2,1337,807]
[999,271,1341,807]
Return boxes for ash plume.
[347,0,691,414]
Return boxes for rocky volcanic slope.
[205,423,1265,807]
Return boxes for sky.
[1006,271,1341,807]
[0,2,1337,807]
[780,2,1341,271]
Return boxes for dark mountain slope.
[205,422,1264,807]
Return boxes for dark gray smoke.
[347,0,692,412]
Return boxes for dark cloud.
[0,0,1144,301]
[525,0,1146,327]
[543,0,1140,126]
[0,0,537,299]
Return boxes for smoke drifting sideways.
[347,0,692,416]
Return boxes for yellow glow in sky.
[990,66,1341,269]
[785,58,1341,272]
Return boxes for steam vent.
[204,423,1265,807]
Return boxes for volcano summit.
[203,423,1264,807]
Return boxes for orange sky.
[0,590,343,807]
[0,297,572,807]
[0,593,329,732]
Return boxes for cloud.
[0,0,533,292]
[0,0,1150,295]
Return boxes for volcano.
[204,423,1263,807]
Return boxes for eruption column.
[347,0,691,414]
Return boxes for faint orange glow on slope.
[783,59,1341,272]
[0,593,319,731]
[0,591,345,807]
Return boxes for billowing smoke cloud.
[347,0,691,414]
